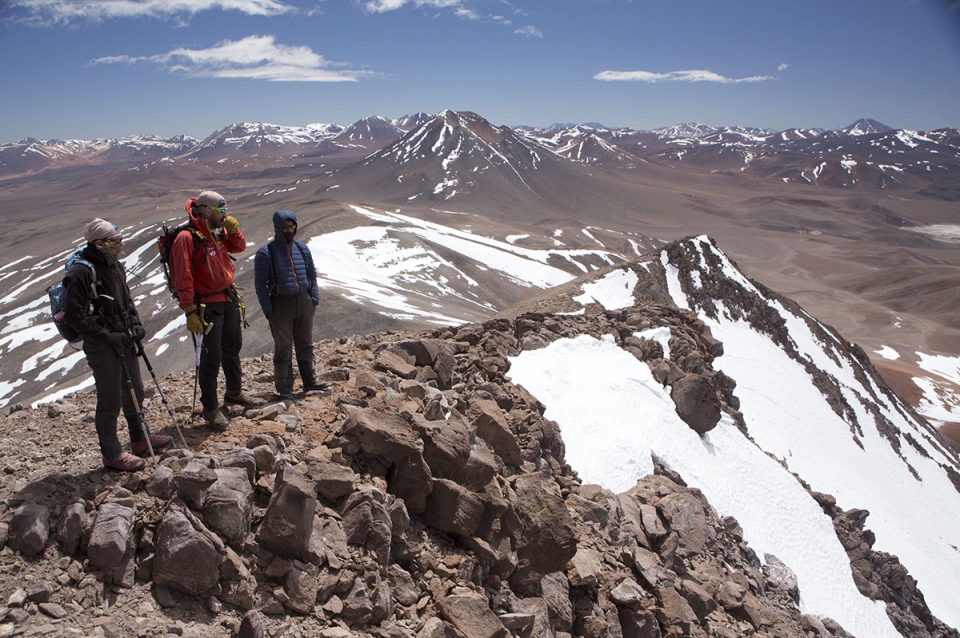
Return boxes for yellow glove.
[184,305,208,334]
[222,215,240,234]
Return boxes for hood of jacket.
[184,198,216,242]
[273,210,298,242]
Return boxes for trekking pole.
[189,304,209,421]
[118,345,156,463]
[190,332,202,421]
[136,340,189,451]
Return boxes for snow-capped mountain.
[651,122,720,140]
[841,117,895,136]
[503,117,956,193]
[361,109,551,197]
[190,121,342,153]
[0,134,199,176]
[515,124,642,168]
[327,110,650,220]
[505,235,960,635]
[330,116,405,149]
[392,112,433,131]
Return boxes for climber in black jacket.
[62,218,172,471]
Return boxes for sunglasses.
[203,204,227,214]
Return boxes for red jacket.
[171,199,246,309]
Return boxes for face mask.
[97,240,123,263]
[283,230,296,243]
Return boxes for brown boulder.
[469,399,523,466]
[437,591,508,638]
[670,374,721,434]
[510,471,578,589]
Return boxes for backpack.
[157,224,203,302]
[47,248,99,343]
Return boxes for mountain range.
[4,115,955,193]
[0,110,958,442]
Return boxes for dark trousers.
[199,300,243,411]
[84,337,145,459]
[268,292,316,393]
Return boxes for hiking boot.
[270,392,294,402]
[103,452,146,472]
[224,391,255,406]
[131,434,174,458]
[202,408,230,431]
[303,381,330,392]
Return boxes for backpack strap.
[174,226,207,303]
[71,257,100,315]
[267,241,280,296]
[182,227,204,260]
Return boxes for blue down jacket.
[253,210,319,317]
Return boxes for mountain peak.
[393,112,433,131]
[840,118,893,136]
[652,122,719,139]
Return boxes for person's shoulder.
[172,225,200,243]
[68,249,97,272]
[64,260,91,279]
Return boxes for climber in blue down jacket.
[254,210,328,399]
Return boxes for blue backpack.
[47,249,99,343]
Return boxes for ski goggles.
[201,199,227,214]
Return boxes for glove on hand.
[222,215,240,234]
[132,325,146,342]
[184,305,208,334]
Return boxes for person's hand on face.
[200,204,226,230]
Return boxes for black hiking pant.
[268,291,316,394]
[199,300,243,411]
[83,337,146,459]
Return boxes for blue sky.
[1,0,959,144]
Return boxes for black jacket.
[61,245,143,343]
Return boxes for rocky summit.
[0,238,957,638]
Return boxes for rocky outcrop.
[812,492,959,638]
[0,307,952,637]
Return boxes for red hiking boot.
[103,452,146,472]
[131,435,174,458]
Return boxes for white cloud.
[778,62,790,71]
[514,25,543,38]
[91,35,376,83]
[357,0,523,31]
[454,6,480,19]
[594,69,774,83]
[10,0,293,25]
[361,0,464,13]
